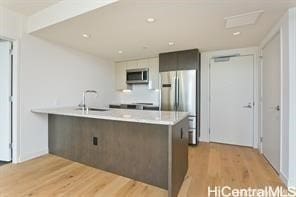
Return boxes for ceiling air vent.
[224,10,264,29]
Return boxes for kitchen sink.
[76,108,109,112]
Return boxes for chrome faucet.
[80,90,98,110]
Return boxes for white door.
[210,55,254,147]
[262,33,281,173]
[0,41,12,162]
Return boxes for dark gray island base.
[48,114,188,197]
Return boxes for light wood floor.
[0,143,284,197]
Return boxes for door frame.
[0,35,20,164]
[260,31,283,174]
[0,39,13,161]
[200,47,260,148]
[209,54,255,147]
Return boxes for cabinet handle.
[180,128,183,139]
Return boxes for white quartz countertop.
[31,107,189,125]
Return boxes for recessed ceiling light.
[168,42,175,46]
[118,50,123,54]
[146,18,156,23]
[82,33,90,38]
[233,32,241,36]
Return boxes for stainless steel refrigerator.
[160,70,199,145]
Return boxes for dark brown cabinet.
[159,49,200,72]
[178,49,199,70]
[159,51,178,72]
[170,119,189,197]
[49,114,189,197]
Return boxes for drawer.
[188,116,196,129]
[188,128,197,144]
[109,104,121,109]
[143,106,160,111]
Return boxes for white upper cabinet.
[115,57,159,91]
[148,57,159,90]
[126,60,139,70]
[137,59,149,69]
[115,61,129,90]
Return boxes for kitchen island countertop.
[32,107,189,126]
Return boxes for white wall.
[18,34,117,162]
[260,8,296,188]
[288,8,296,189]
[116,85,159,105]
[200,47,259,147]
[1,5,118,162]
[0,41,12,161]
[280,11,291,187]
[0,6,23,40]
[286,8,296,188]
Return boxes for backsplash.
[117,84,160,106]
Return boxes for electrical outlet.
[93,137,98,146]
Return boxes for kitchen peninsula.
[32,107,189,197]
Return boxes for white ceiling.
[30,0,296,61]
[0,0,61,16]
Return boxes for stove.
[109,103,159,111]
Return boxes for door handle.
[269,105,280,111]
[174,77,178,110]
[176,77,180,108]
[180,128,183,139]
[243,103,252,109]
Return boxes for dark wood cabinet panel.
[49,115,189,197]
[159,51,178,72]
[49,115,169,189]
[177,49,199,70]
[169,118,189,197]
[159,49,200,72]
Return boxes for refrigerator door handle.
[174,77,177,109]
[176,77,180,108]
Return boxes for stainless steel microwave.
[126,68,149,84]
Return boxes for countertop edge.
[31,108,189,126]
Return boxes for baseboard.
[18,149,49,163]
[280,172,289,186]
[288,177,296,188]
[199,136,209,142]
